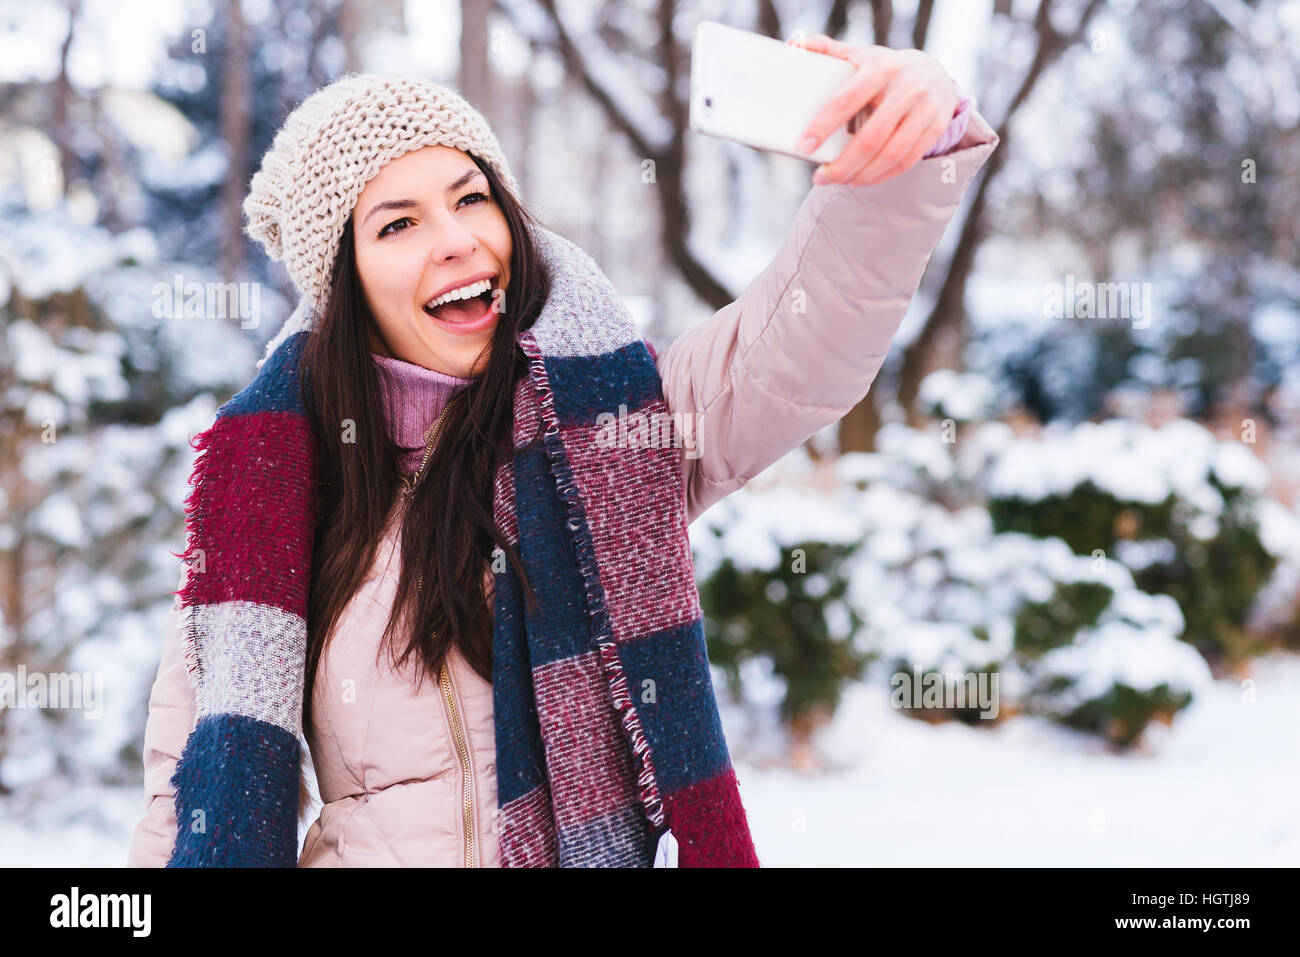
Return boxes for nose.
[428,209,478,265]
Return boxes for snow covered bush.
[982,418,1281,669]
[0,197,257,799]
[832,469,1210,749]
[918,368,1001,425]
[1242,497,1300,650]
[691,461,1214,751]
[691,488,870,748]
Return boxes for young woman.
[129,40,998,868]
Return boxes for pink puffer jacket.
[127,109,998,867]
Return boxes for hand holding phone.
[791,33,960,186]
[689,21,960,187]
[689,21,864,166]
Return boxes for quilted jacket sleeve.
[126,595,196,867]
[655,107,1000,526]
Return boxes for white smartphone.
[689,20,868,165]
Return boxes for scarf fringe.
[169,424,221,698]
[518,334,668,833]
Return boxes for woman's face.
[352,145,512,378]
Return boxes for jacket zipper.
[406,396,478,868]
[438,658,478,868]
[401,394,460,497]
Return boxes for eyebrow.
[359,169,487,229]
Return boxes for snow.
[22,391,67,429]
[724,651,1300,865]
[2,0,1298,872]
[691,484,866,578]
[918,368,1000,422]
[0,205,125,299]
[29,494,88,549]
[101,89,200,161]
[8,650,1296,866]
[686,435,1240,750]
[984,419,1258,516]
[1256,498,1300,562]
[1114,537,1178,571]
[0,3,69,83]
[138,139,227,192]
[1038,618,1209,708]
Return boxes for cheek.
[486,212,513,262]
[358,247,420,305]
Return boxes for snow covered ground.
[725,651,1300,867]
[4,650,1297,868]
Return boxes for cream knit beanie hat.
[244,73,519,367]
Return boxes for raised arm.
[656,106,999,526]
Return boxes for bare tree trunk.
[220,0,251,285]
[913,0,935,49]
[515,75,536,203]
[837,374,885,453]
[518,0,734,309]
[340,0,362,74]
[895,0,1107,428]
[507,0,1113,455]
[870,0,894,46]
[0,489,25,796]
[90,94,127,231]
[594,102,609,264]
[757,0,780,38]
[825,0,852,39]
[1229,266,1253,394]
[460,0,493,112]
[51,0,82,192]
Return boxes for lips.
[423,271,498,310]
[422,279,501,335]
[421,284,494,319]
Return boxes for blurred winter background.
[2,0,1299,867]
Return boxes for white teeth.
[425,278,492,309]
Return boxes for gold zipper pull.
[401,393,461,497]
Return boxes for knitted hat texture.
[243,73,519,352]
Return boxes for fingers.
[798,60,895,155]
[815,84,918,183]
[788,32,849,57]
[848,110,945,186]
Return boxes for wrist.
[922,88,977,159]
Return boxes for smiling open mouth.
[423,278,498,324]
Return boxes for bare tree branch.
[516,0,735,307]
[913,0,935,49]
[460,0,495,114]
[893,0,1108,428]
[219,0,250,283]
[871,0,894,45]
[825,0,852,38]
[532,0,660,161]
[52,0,82,188]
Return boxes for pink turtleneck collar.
[371,353,473,471]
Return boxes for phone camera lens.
[704,97,712,108]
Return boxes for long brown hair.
[299,152,546,738]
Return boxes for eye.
[458,191,490,209]
[377,217,412,238]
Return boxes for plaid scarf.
[166,226,760,867]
